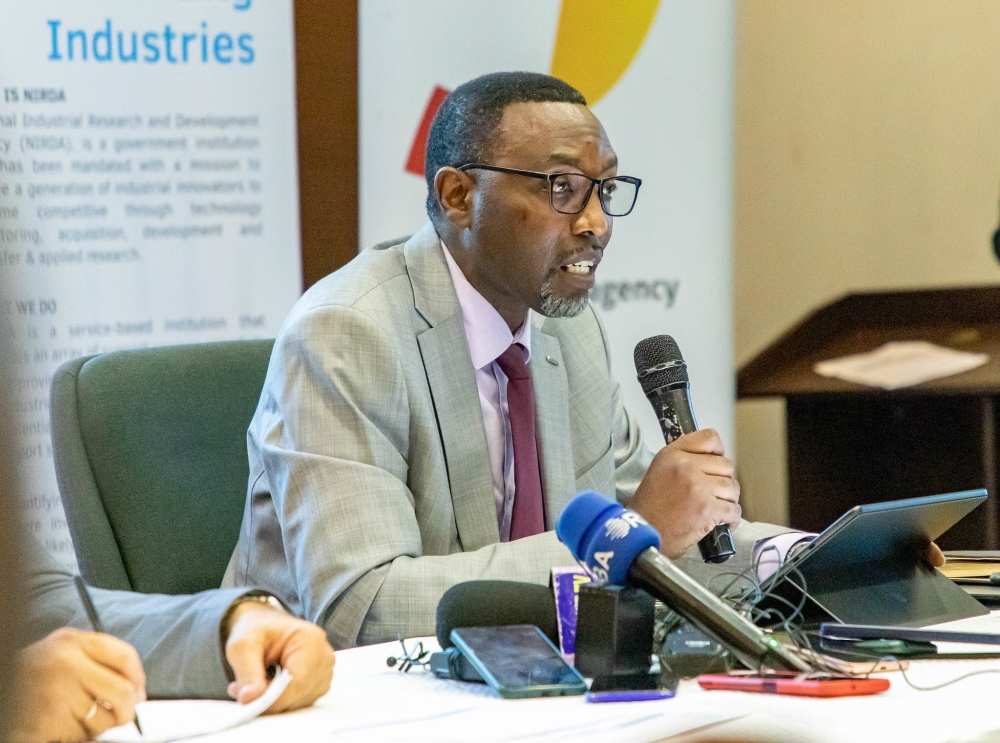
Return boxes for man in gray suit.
[12,536,335,742]
[225,72,787,648]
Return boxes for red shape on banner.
[405,85,451,176]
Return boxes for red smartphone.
[697,674,889,698]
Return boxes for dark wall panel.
[295,0,358,290]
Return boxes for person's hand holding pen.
[10,576,146,743]
[10,578,335,742]
[12,626,146,743]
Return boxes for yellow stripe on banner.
[550,0,661,105]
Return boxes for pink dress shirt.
[441,242,530,542]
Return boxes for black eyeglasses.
[457,164,641,217]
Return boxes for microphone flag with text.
[556,491,811,673]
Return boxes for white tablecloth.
[152,628,1000,743]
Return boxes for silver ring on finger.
[82,698,114,726]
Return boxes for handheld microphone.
[633,335,736,564]
[556,491,812,673]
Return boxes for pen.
[74,575,144,735]
[74,575,106,633]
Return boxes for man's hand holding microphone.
[624,334,945,570]
[626,335,738,563]
[629,428,741,560]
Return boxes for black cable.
[680,542,844,676]
[707,545,1000,686]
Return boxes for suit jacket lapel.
[406,224,500,550]
[530,321,576,527]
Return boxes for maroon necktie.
[495,344,545,540]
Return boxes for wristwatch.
[219,590,291,681]
[219,590,288,662]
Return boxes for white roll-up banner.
[360,1,736,457]
[0,1,301,565]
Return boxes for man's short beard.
[539,273,589,318]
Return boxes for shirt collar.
[441,240,531,370]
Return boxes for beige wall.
[734,1,1000,525]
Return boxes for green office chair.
[50,339,274,595]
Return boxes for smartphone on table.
[449,625,587,699]
[697,673,889,697]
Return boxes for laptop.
[758,490,989,628]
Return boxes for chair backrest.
[50,340,274,594]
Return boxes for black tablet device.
[760,489,989,628]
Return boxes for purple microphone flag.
[551,566,591,664]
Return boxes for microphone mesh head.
[633,335,688,395]
[436,580,558,649]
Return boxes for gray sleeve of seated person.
[22,534,251,699]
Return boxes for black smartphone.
[449,625,587,699]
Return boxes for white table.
[157,628,1000,743]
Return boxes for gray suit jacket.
[25,537,248,699]
[224,222,784,648]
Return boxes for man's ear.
[434,167,474,228]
